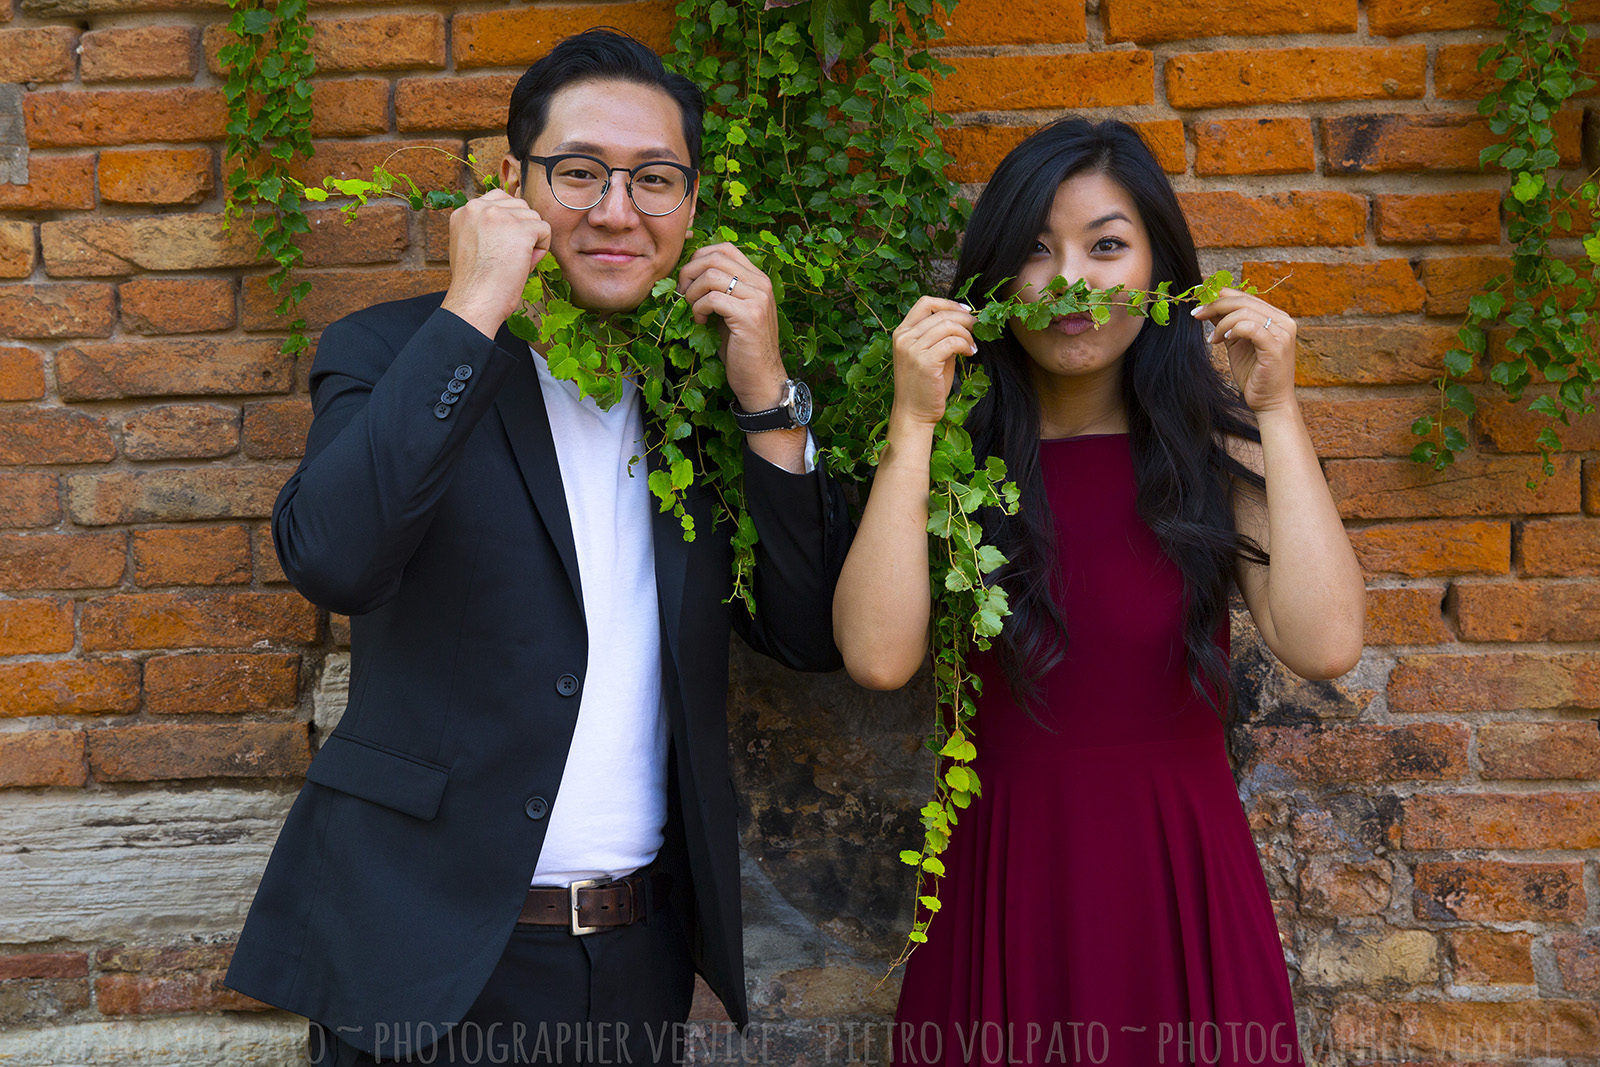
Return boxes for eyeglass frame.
[519,153,699,217]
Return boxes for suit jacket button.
[433,403,451,419]
[453,364,473,381]
[439,390,459,405]
[524,795,549,820]
[446,378,467,394]
[555,673,580,697]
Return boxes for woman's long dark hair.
[954,117,1268,710]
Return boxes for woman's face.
[1006,170,1155,389]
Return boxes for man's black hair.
[505,27,705,169]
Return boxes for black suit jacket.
[224,294,850,1053]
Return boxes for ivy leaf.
[1512,170,1545,203]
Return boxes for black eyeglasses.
[521,153,697,216]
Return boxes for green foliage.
[221,0,316,357]
[1413,0,1599,482]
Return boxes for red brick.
[936,0,1084,46]
[1478,392,1600,454]
[56,339,291,400]
[1478,721,1600,780]
[0,155,95,210]
[452,2,674,69]
[1375,190,1502,245]
[79,25,196,82]
[0,346,45,400]
[0,282,115,338]
[1369,0,1497,35]
[1325,454,1579,520]
[98,147,213,206]
[0,660,140,717]
[41,213,262,277]
[1455,579,1600,642]
[1192,117,1314,176]
[395,74,517,134]
[0,221,34,278]
[422,206,452,262]
[1243,723,1468,783]
[1417,255,1510,316]
[63,466,295,526]
[1363,585,1452,645]
[1166,46,1424,109]
[300,204,408,267]
[0,407,116,464]
[24,87,226,147]
[1589,459,1600,516]
[242,398,310,459]
[94,943,236,972]
[0,26,76,82]
[331,613,351,647]
[1404,793,1600,850]
[0,729,86,788]
[0,598,74,655]
[120,403,239,461]
[1300,396,1437,459]
[1325,111,1582,173]
[1448,928,1535,985]
[252,523,286,584]
[1178,191,1365,248]
[1239,260,1424,317]
[1295,324,1475,387]
[309,78,389,137]
[1522,518,1600,578]
[1413,860,1585,922]
[131,525,250,586]
[1434,40,1498,100]
[118,277,235,335]
[0,531,125,589]
[1299,857,1391,917]
[1106,0,1354,42]
[1347,519,1510,577]
[1331,996,1600,1058]
[95,970,265,1014]
[1389,652,1600,713]
[935,52,1154,112]
[243,267,452,331]
[0,953,89,981]
[289,139,467,196]
[144,651,298,714]
[0,472,61,527]
[81,590,316,651]
[88,721,312,782]
[310,14,444,73]
[1553,932,1600,994]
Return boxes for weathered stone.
[0,1017,303,1066]
[1300,928,1439,989]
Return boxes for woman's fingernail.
[969,342,979,355]
[958,302,973,313]
[1223,328,1233,340]
[1189,305,1202,317]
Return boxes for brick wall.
[1,0,1597,1063]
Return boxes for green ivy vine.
[220,0,316,357]
[1412,0,1599,479]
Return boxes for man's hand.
[677,243,787,412]
[440,189,553,340]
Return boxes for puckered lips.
[1049,311,1095,336]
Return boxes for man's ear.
[500,153,521,197]
[683,178,698,232]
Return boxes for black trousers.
[309,891,697,1067]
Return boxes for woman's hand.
[1192,288,1297,415]
[891,296,977,428]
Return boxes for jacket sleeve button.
[447,378,467,394]
[433,403,452,419]
[453,364,473,381]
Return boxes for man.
[224,29,851,1066]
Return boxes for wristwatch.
[732,378,813,432]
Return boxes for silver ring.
[726,275,739,295]
[1262,316,1274,331]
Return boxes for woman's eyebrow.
[1085,211,1132,229]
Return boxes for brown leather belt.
[518,872,667,935]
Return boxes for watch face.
[787,380,813,426]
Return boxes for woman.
[834,119,1365,1065]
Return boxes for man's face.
[502,79,697,313]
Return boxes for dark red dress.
[892,434,1303,1067]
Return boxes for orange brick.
[0,221,33,278]
[1106,0,1355,42]
[87,721,312,782]
[1588,459,1600,516]
[120,403,239,461]
[939,120,1184,184]
[1166,46,1424,109]
[1364,585,1452,645]
[936,0,1084,46]
[1326,454,1579,520]
[0,26,76,82]
[1553,933,1600,995]
[42,213,263,277]
[395,74,519,134]
[243,267,452,331]
[1242,723,1468,783]
[935,52,1154,112]
[290,139,467,197]
[0,472,61,527]
[0,407,115,464]
[79,25,196,82]
[1478,721,1600,780]
[0,283,114,339]
[242,398,311,459]
[0,345,45,400]
[1417,254,1510,316]
[24,87,226,147]
[95,970,265,1015]
[1331,996,1599,1058]
[1448,928,1535,985]
[132,525,251,586]
[452,2,674,69]
[1192,117,1313,176]
[0,155,95,210]
[1295,324,1476,387]
[1298,857,1390,917]
[1404,793,1600,850]
[144,652,299,714]
[1300,396,1437,459]
[1478,392,1600,454]
[1369,0,1497,35]
[1389,651,1600,713]
[0,531,125,590]
[311,13,444,73]
[1434,40,1498,101]
[300,204,408,267]
[1239,260,1424,317]
[1414,860,1586,923]
[1375,190,1502,245]
[63,467,295,527]
[1522,518,1600,578]
[0,598,74,656]
[1347,519,1510,577]
[1456,579,1600,642]
[98,147,213,206]
[1325,110,1582,173]
[0,730,86,788]
[80,591,317,651]
[55,339,290,401]
[1178,191,1365,248]
[310,78,390,137]
[0,660,140,717]
[118,277,236,335]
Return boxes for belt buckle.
[567,876,611,936]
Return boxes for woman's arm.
[1195,289,1366,680]
[833,297,976,689]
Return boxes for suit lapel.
[647,424,691,670]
